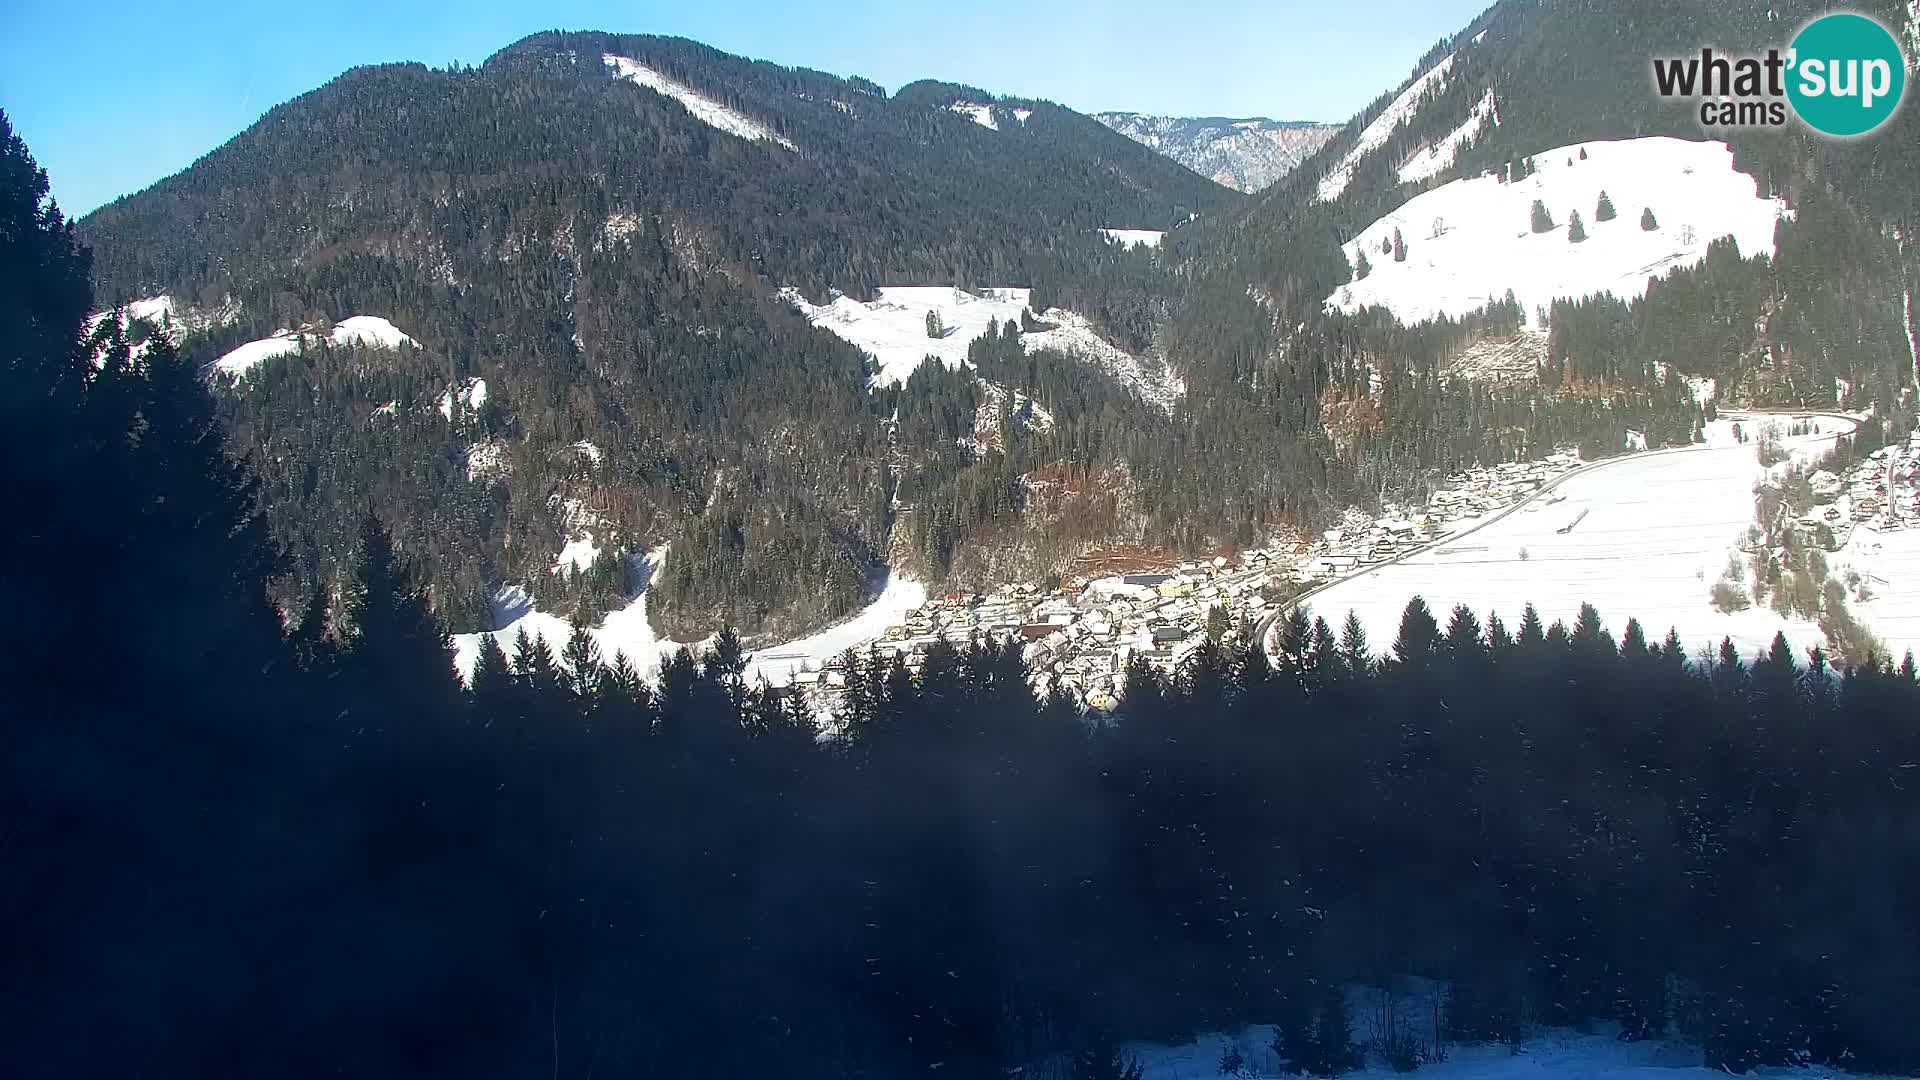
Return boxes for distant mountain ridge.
[1094,112,1339,192]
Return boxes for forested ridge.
[13,113,1920,1079]
[63,2,1920,652]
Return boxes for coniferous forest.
[11,110,1920,1079]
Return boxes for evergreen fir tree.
[1640,206,1658,231]
[926,309,944,338]
[1530,199,1555,234]
[1568,209,1587,243]
[1391,227,1407,263]
[1339,612,1372,676]
[1595,190,1616,222]
[1355,247,1372,281]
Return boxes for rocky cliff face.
[1094,113,1338,192]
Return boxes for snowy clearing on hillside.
[452,553,925,688]
[603,54,796,150]
[949,102,996,129]
[464,441,509,483]
[1315,54,1456,203]
[1906,288,1917,384]
[1299,417,1857,664]
[453,550,681,682]
[744,573,928,687]
[552,533,601,577]
[1099,228,1165,248]
[210,316,419,380]
[1330,138,1789,327]
[1839,523,1920,662]
[1397,87,1497,185]
[779,286,1183,410]
[1012,106,1033,125]
[437,377,487,418]
[1123,1023,1834,1080]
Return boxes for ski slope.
[603,54,796,150]
[779,286,1182,408]
[1329,137,1789,327]
[1298,418,1857,664]
[210,316,419,380]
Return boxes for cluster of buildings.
[1800,430,1920,543]
[784,449,1591,717]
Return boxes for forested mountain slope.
[77,32,1241,638]
[1169,0,1920,408]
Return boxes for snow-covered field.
[1099,228,1165,248]
[1329,138,1790,327]
[1839,524,1920,662]
[603,54,795,150]
[1315,53,1457,203]
[451,551,926,689]
[1298,418,1858,664]
[779,286,1183,409]
[210,315,419,380]
[743,572,928,687]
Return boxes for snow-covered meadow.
[1298,417,1861,664]
[210,315,419,380]
[450,546,925,689]
[779,285,1183,408]
[1329,138,1790,327]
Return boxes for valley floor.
[1295,414,1915,663]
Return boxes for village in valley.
[775,451,1588,715]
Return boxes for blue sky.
[1,0,1489,217]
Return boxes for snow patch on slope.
[948,102,997,129]
[211,316,419,380]
[1099,228,1165,248]
[1906,287,1918,388]
[552,533,602,577]
[603,54,796,150]
[1316,54,1456,203]
[453,549,682,682]
[464,441,509,483]
[744,572,928,687]
[780,286,1183,410]
[1329,138,1790,327]
[438,377,487,418]
[1397,87,1496,185]
[1023,308,1185,414]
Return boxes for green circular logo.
[1786,13,1907,136]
